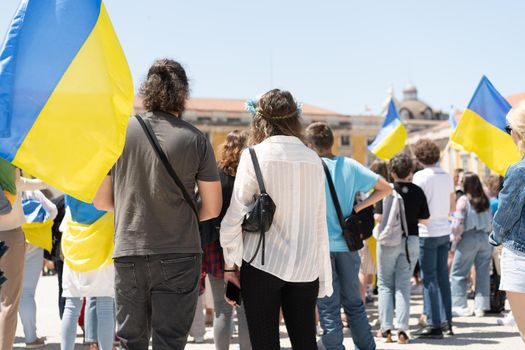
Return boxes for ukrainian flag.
[0,0,133,202]
[451,76,521,176]
[368,99,407,160]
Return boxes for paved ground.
[15,275,523,349]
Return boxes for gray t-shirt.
[112,111,219,258]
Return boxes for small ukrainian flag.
[0,0,134,202]
[451,76,521,176]
[368,99,407,160]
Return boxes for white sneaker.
[497,312,516,326]
[474,309,485,317]
[193,336,205,343]
[452,306,473,317]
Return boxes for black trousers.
[114,253,201,350]
[241,261,319,350]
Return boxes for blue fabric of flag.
[65,195,105,225]
[0,0,101,158]
[467,76,511,132]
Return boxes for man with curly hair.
[94,59,222,350]
[410,139,455,339]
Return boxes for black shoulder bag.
[241,148,276,265]
[135,115,200,223]
[322,160,364,251]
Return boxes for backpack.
[373,189,408,247]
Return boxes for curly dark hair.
[139,59,189,116]
[305,122,334,151]
[218,130,248,177]
[388,153,413,179]
[413,139,441,165]
[463,172,490,212]
[249,89,304,145]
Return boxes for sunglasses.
[505,125,512,134]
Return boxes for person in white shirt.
[220,89,332,350]
[411,139,455,339]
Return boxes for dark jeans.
[114,253,201,350]
[419,236,452,327]
[241,261,319,350]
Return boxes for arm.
[197,180,222,221]
[17,174,47,192]
[451,195,468,239]
[354,177,392,213]
[490,167,525,245]
[450,192,456,214]
[93,176,114,212]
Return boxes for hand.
[224,271,241,308]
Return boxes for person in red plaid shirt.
[202,130,252,350]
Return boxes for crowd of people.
[0,58,524,350]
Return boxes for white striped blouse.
[220,135,333,297]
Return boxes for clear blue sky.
[1,0,524,115]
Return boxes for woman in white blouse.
[220,89,332,350]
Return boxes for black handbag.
[242,148,276,265]
[322,160,364,251]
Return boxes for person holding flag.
[60,195,116,350]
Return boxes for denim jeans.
[419,236,452,327]
[85,297,116,350]
[114,253,201,350]
[317,251,376,350]
[451,230,493,310]
[61,297,83,350]
[208,275,251,350]
[19,247,43,343]
[377,236,419,331]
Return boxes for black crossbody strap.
[248,148,266,193]
[322,160,346,229]
[135,115,199,219]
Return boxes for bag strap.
[247,147,267,266]
[135,115,199,220]
[396,193,411,265]
[322,160,346,229]
[249,148,266,193]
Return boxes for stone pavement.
[15,275,523,349]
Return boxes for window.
[196,116,212,124]
[341,135,350,147]
[461,153,469,171]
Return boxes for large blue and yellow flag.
[0,0,133,202]
[451,76,521,175]
[368,99,407,160]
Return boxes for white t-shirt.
[413,166,454,238]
